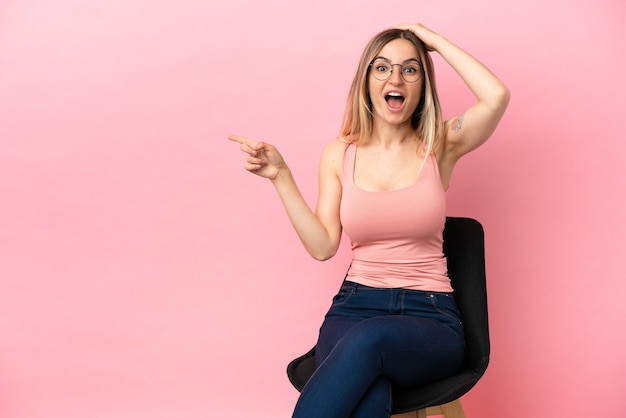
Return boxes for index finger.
[227,134,254,145]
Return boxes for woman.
[229,23,509,418]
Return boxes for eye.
[375,63,390,73]
[403,65,419,74]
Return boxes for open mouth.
[385,92,405,109]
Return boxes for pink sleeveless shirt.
[339,143,452,292]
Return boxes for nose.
[388,64,404,84]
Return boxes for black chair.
[286,217,489,417]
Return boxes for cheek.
[366,81,377,98]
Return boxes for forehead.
[376,38,419,62]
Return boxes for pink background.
[1,0,625,417]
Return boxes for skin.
[229,23,510,261]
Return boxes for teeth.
[388,92,402,97]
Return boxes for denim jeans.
[292,281,466,418]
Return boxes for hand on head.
[396,23,440,51]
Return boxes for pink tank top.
[340,143,452,292]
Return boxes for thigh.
[355,315,465,387]
[316,313,465,385]
[315,313,358,367]
[314,281,387,366]
[315,282,466,385]
[315,313,464,393]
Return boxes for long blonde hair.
[340,29,445,158]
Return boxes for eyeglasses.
[369,58,422,83]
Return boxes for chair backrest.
[287,217,490,413]
[443,217,489,377]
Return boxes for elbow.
[309,247,338,262]
[485,85,510,116]
[498,85,511,109]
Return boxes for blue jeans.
[292,281,466,418]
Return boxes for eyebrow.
[374,57,421,64]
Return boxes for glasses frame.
[368,58,422,83]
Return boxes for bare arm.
[228,135,343,261]
[399,23,511,160]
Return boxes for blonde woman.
[229,23,509,418]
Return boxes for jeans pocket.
[331,285,355,306]
[429,293,463,327]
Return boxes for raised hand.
[396,23,442,51]
[228,135,287,180]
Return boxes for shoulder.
[321,137,350,164]
[325,136,351,152]
[318,138,350,181]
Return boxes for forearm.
[271,168,339,261]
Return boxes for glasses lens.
[401,63,421,82]
[370,60,391,81]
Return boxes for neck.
[370,121,416,148]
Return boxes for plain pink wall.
[1,0,624,417]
